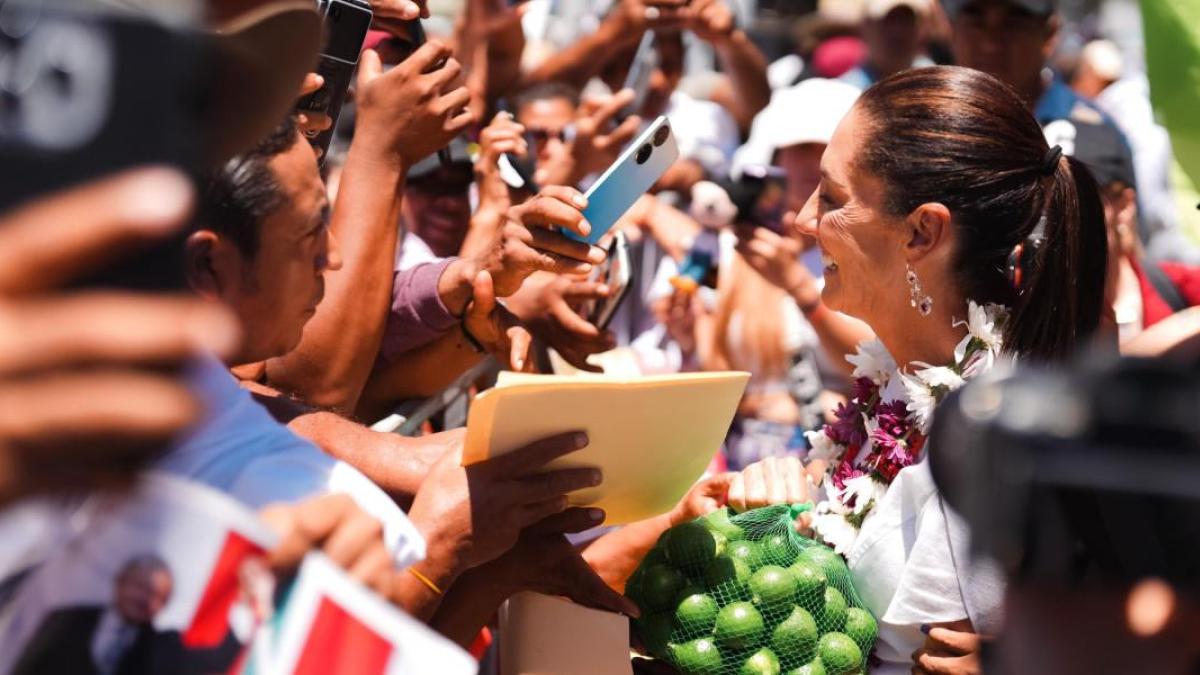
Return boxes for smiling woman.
[786,65,1110,675]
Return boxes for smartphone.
[588,230,635,330]
[565,115,679,245]
[296,0,373,163]
[616,31,657,124]
[496,98,538,191]
[738,165,788,233]
[0,3,211,289]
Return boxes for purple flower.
[827,401,867,449]
[850,377,878,404]
[873,400,913,438]
[831,461,865,493]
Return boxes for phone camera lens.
[652,125,669,147]
[635,144,652,165]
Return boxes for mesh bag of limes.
[626,504,877,675]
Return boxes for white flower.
[841,474,888,516]
[954,301,1005,363]
[914,364,966,391]
[805,429,843,462]
[845,339,897,383]
[811,511,859,556]
[900,372,938,434]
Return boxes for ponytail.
[1005,155,1108,362]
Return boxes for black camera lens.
[652,125,669,147]
[635,144,652,165]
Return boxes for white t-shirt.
[156,358,426,569]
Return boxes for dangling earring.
[906,264,933,317]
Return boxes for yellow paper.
[498,592,632,675]
[463,371,749,524]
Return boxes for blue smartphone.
[565,115,679,245]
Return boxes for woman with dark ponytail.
[734,65,1108,674]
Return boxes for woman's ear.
[904,202,952,263]
[185,231,224,300]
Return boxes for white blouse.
[845,459,1007,674]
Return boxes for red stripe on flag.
[293,596,393,675]
[183,531,266,648]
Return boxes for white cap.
[732,78,860,177]
[865,0,929,19]
[1081,39,1124,82]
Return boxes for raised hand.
[681,0,736,43]
[462,270,536,372]
[0,169,240,503]
[505,272,616,372]
[473,186,608,298]
[407,431,604,571]
[535,89,642,187]
[354,44,475,168]
[475,111,528,213]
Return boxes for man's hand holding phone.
[296,73,335,137]
[354,43,474,169]
[505,271,616,372]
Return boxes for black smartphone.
[587,231,635,330]
[616,31,657,125]
[296,0,373,163]
[0,3,213,290]
[738,165,788,234]
[494,98,539,191]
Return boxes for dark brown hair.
[856,66,1107,362]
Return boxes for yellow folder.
[463,371,750,524]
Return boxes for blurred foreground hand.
[0,169,240,503]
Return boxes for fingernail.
[587,470,603,486]
[597,284,610,295]
[313,74,324,87]
[588,508,605,521]
[920,623,931,635]
[587,247,606,264]
[513,357,524,370]
[578,219,592,236]
[573,432,589,449]
[573,193,588,208]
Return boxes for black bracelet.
[460,316,487,354]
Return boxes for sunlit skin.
[189,134,343,365]
[950,0,1058,104]
[794,106,966,370]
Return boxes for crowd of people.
[1,0,1197,672]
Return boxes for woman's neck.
[877,301,967,372]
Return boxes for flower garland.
[805,301,1009,555]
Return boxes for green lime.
[788,658,827,675]
[728,540,765,570]
[714,601,766,652]
[799,546,844,581]
[670,637,724,675]
[625,566,645,606]
[712,530,729,557]
[817,632,861,675]
[643,546,669,569]
[749,565,797,615]
[704,508,746,541]
[675,591,720,637]
[643,564,686,611]
[667,521,719,575]
[636,612,674,660]
[770,606,819,664]
[787,560,828,616]
[760,533,798,567]
[843,608,877,652]
[704,554,752,602]
[821,587,848,633]
[740,647,782,675]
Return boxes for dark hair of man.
[856,66,1107,363]
[513,81,581,111]
[196,115,300,260]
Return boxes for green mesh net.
[626,505,877,675]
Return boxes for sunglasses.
[525,125,576,146]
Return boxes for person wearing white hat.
[840,0,935,90]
